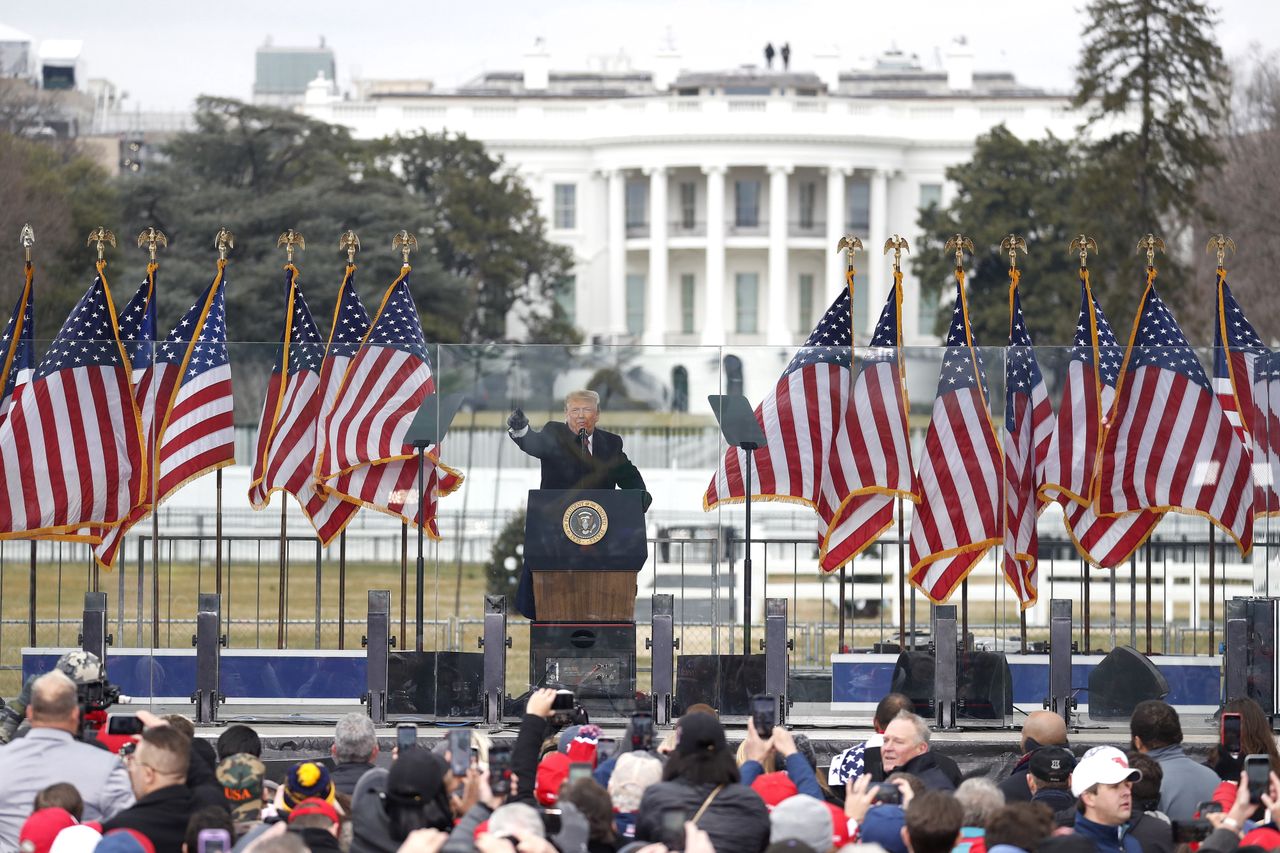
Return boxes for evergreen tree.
[1074,0,1229,231]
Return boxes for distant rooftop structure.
[455,69,655,98]
[254,37,336,107]
[0,22,33,79]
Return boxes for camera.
[630,712,655,752]
[1171,820,1212,843]
[550,689,588,728]
[750,694,776,739]
[872,783,903,805]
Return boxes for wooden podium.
[522,489,648,622]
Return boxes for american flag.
[0,266,143,536]
[94,263,235,568]
[703,288,853,517]
[1252,352,1280,518]
[1212,273,1278,514]
[248,265,325,510]
[815,274,915,572]
[0,263,35,427]
[300,265,367,544]
[1039,273,1161,567]
[1002,275,1053,608]
[1097,272,1253,552]
[908,271,1003,604]
[318,267,461,535]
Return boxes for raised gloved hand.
[507,408,528,432]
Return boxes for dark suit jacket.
[100,784,194,853]
[511,421,647,495]
[510,421,650,618]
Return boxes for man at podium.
[507,389,651,618]
[507,390,650,505]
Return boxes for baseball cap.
[1030,747,1077,784]
[47,826,101,853]
[675,712,727,757]
[752,772,799,808]
[608,751,662,812]
[288,798,340,825]
[536,752,571,805]
[859,804,908,853]
[216,753,266,823]
[1070,746,1141,796]
[769,795,832,853]
[96,830,155,853]
[18,808,77,853]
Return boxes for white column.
[766,164,791,346]
[644,167,668,346]
[825,166,847,308]
[607,169,627,337]
[866,169,889,341]
[701,165,727,346]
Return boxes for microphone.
[577,428,588,451]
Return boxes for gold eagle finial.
[1205,234,1236,269]
[393,230,418,266]
[340,230,361,264]
[1069,235,1099,269]
[277,229,306,264]
[1000,234,1028,272]
[87,227,117,262]
[882,235,910,273]
[136,227,168,262]
[215,228,235,261]
[943,233,975,268]
[19,224,34,263]
[1135,233,1165,268]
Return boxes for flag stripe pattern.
[909,269,1003,604]
[248,265,324,510]
[301,265,367,544]
[816,271,915,572]
[1212,273,1278,515]
[1098,270,1253,552]
[94,263,235,568]
[319,266,462,535]
[1039,271,1161,567]
[0,263,35,428]
[1002,272,1053,609]
[705,288,855,514]
[0,264,143,535]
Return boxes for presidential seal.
[563,499,608,546]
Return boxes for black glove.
[507,408,528,432]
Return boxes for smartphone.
[489,745,513,797]
[630,712,654,752]
[106,714,144,736]
[873,782,903,805]
[750,694,776,739]
[396,724,418,752]
[660,807,687,851]
[448,730,472,776]
[1197,800,1223,816]
[569,761,593,784]
[1245,753,1271,804]
[596,736,617,762]
[1221,712,1243,758]
[542,809,562,835]
[197,829,232,853]
[1171,820,1212,843]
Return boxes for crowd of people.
[3,670,1280,853]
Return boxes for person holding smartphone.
[737,718,823,801]
[1205,698,1280,815]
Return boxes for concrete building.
[299,39,1088,356]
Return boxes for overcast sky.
[5,0,1279,111]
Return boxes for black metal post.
[363,589,390,724]
[934,604,957,729]
[764,598,788,724]
[415,444,426,652]
[650,594,675,725]
[482,594,508,726]
[1048,598,1073,727]
[743,443,755,652]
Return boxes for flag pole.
[87,227,116,601]
[884,235,910,650]
[836,234,863,654]
[212,229,233,600]
[1001,234,1029,653]
[21,226,35,646]
[138,227,168,646]
[275,229,305,650]
[944,233,977,649]
[1206,235,1235,655]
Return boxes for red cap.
[750,772,799,808]
[536,752,571,806]
[19,809,77,853]
[826,801,853,848]
[287,798,340,825]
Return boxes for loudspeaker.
[675,654,766,716]
[387,651,484,717]
[1087,645,1169,720]
[890,651,936,716]
[957,650,1013,722]
[530,623,637,718]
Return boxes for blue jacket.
[1073,813,1142,853]
[739,752,825,800]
